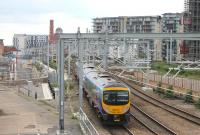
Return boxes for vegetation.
[195,98,200,109]
[184,90,194,103]
[151,61,177,75]
[49,81,75,99]
[179,69,200,79]
[154,81,165,95]
[34,62,43,72]
[49,60,57,70]
[165,85,174,98]
[50,82,59,88]
[64,81,74,98]
[151,61,200,79]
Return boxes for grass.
[195,98,200,109]
[64,81,74,98]
[151,61,200,80]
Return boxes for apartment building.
[13,34,48,57]
[26,35,48,56]
[13,34,27,55]
[93,16,162,61]
[161,13,184,61]
[93,16,161,33]
[183,0,200,61]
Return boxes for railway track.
[125,79,200,126]
[109,72,200,126]
[130,87,200,125]
[130,103,177,135]
[122,126,135,135]
[107,126,135,135]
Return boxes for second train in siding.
[82,64,130,124]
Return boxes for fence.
[135,72,200,93]
[79,108,99,135]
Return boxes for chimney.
[0,39,4,56]
[49,20,55,44]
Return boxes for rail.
[111,71,200,125]
[130,88,200,125]
[79,108,100,135]
[122,126,135,135]
[131,103,177,135]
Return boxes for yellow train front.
[83,64,130,124]
[101,85,130,124]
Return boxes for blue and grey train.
[82,64,130,124]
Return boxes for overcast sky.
[0,0,184,45]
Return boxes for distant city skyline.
[0,0,184,45]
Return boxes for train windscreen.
[103,90,129,105]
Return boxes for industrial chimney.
[49,20,55,44]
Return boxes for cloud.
[0,12,92,45]
[83,0,184,17]
[0,0,184,45]
[38,12,92,32]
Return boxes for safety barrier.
[79,108,99,135]
[135,71,200,94]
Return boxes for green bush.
[184,90,194,103]
[49,60,57,70]
[50,82,58,88]
[64,81,74,97]
[154,82,165,94]
[69,83,74,90]
[165,85,174,98]
[34,62,43,72]
[195,98,200,109]
[153,87,156,92]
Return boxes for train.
[82,64,130,124]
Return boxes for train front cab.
[101,87,130,124]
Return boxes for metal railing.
[79,108,99,135]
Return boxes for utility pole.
[87,39,90,63]
[123,21,127,65]
[170,37,173,64]
[58,39,65,132]
[77,27,83,109]
[47,42,49,70]
[68,44,71,78]
[166,41,169,63]
[103,26,108,69]
[123,38,128,65]
[146,42,150,85]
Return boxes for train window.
[103,90,129,105]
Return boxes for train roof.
[83,64,127,89]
